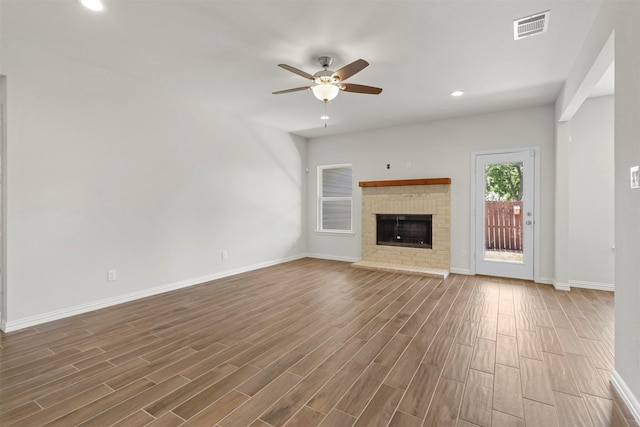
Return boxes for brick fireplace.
[353,178,451,278]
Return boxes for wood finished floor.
[0,258,636,427]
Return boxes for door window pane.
[484,162,524,263]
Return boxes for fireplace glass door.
[376,214,432,249]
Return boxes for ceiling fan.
[272,56,383,102]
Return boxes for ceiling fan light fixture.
[312,83,340,102]
[451,90,465,97]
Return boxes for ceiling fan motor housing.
[315,57,339,83]
[318,56,334,68]
[314,69,337,84]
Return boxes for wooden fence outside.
[485,201,523,251]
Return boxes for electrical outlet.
[221,250,228,260]
[461,249,468,258]
[107,269,117,281]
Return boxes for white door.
[474,150,535,280]
[0,78,4,325]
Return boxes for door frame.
[469,146,541,281]
[0,75,6,331]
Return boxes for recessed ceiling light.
[320,115,330,120]
[79,0,105,12]
[451,90,465,97]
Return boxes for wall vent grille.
[514,10,550,40]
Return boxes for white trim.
[0,77,7,331]
[307,253,361,263]
[531,146,542,282]
[568,279,615,292]
[611,369,640,424]
[2,254,306,333]
[450,268,473,275]
[469,151,476,275]
[553,280,571,291]
[535,276,555,285]
[317,163,354,233]
[314,231,356,237]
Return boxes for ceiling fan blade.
[278,64,315,80]
[341,84,382,95]
[272,86,311,95]
[333,59,369,81]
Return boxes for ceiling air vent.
[514,10,550,40]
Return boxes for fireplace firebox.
[376,214,432,249]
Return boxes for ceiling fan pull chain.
[324,101,328,128]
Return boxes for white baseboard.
[307,253,361,263]
[553,280,571,291]
[550,279,616,292]
[2,254,306,333]
[611,369,640,423]
[568,279,615,292]
[535,276,554,285]
[450,268,473,275]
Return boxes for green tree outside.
[485,162,523,201]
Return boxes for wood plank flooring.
[0,258,637,426]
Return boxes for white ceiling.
[1,0,605,138]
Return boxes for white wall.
[568,95,615,289]
[307,105,556,280]
[1,42,307,329]
[610,3,640,417]
[558,1,640,420]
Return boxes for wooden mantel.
[358,178,451,187]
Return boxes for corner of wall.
[611,370,640,424]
